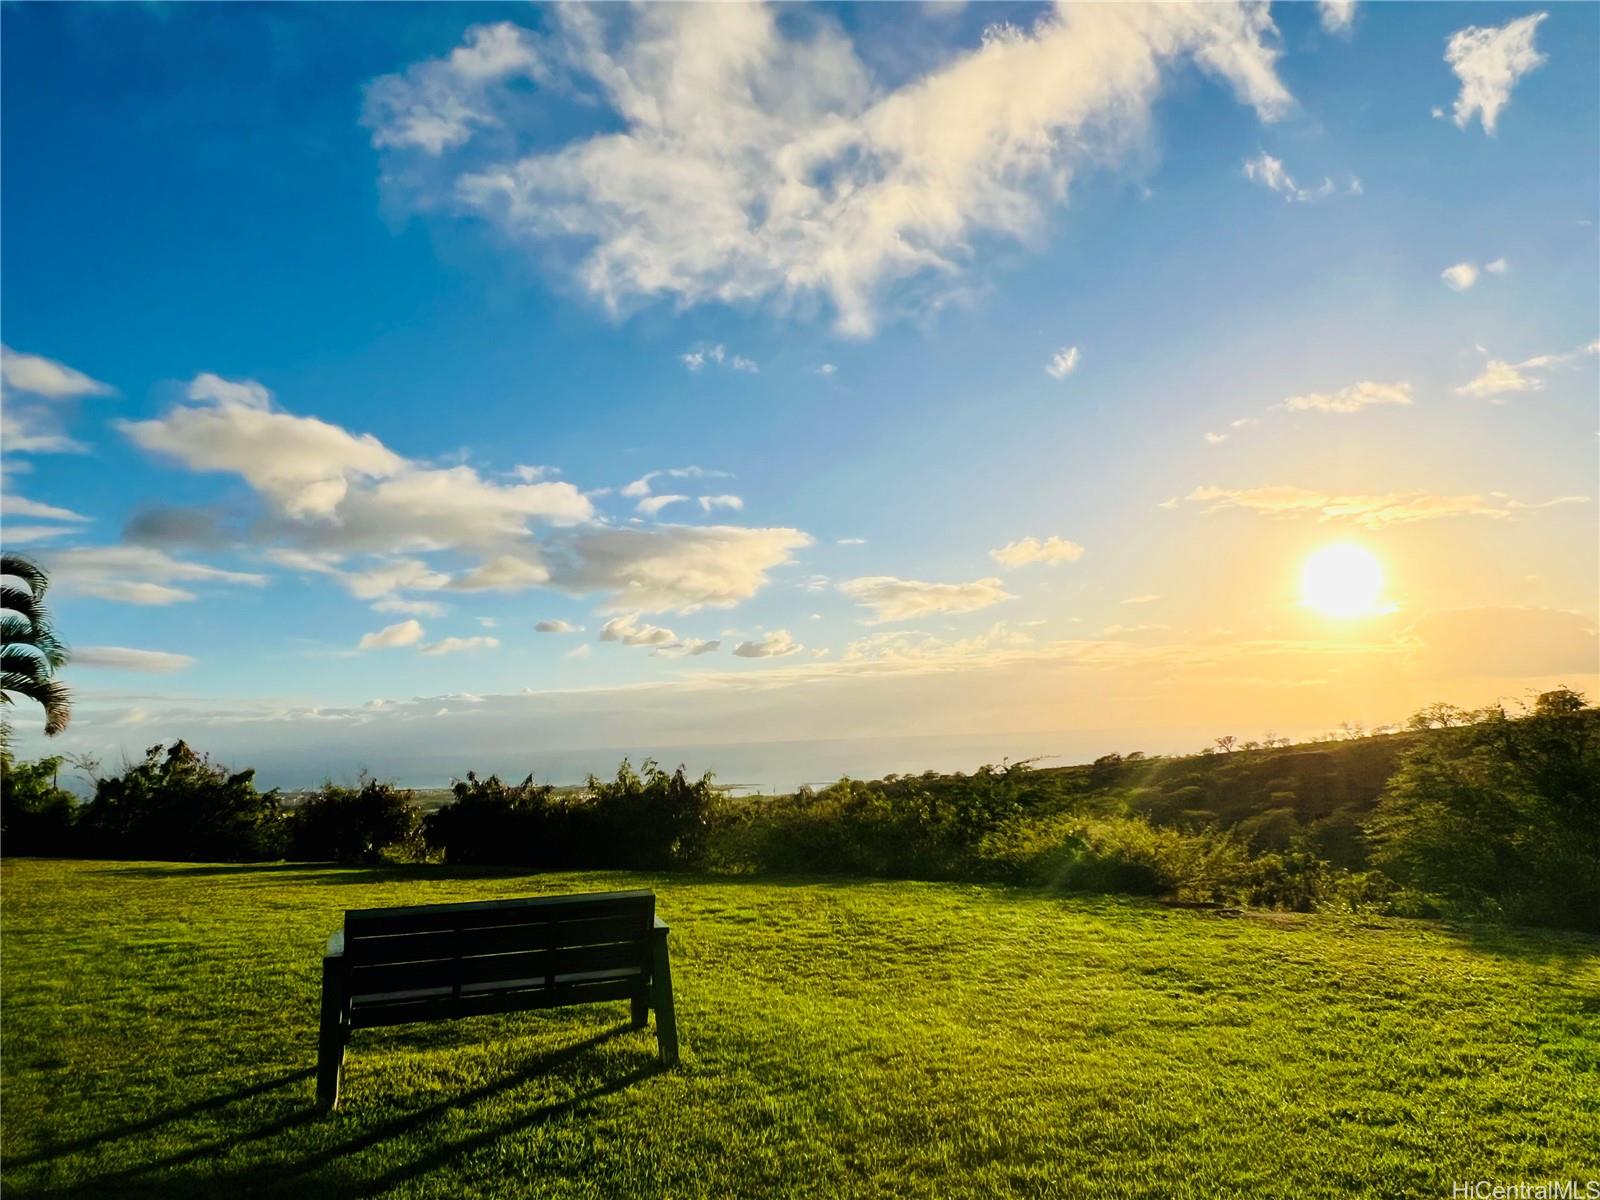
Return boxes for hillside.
[3,860,1596,1198]
[1039,729,1424,867]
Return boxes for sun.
[1300,544,1386,619]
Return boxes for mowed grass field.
[3,860,1598,1199]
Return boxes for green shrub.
[0,752,78,856]
[1368,693,1599,931]
[288,777,422,864]
[78,741,284,862]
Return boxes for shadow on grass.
[4,1068,316,1168]
[12,1024,662,1200]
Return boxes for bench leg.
[650,927,679,1067]
[630,978,649,1029]
[317,958,346,1110]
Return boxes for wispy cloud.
[1318,1,1356,36]
[357,619,426,650]
[1242,152,1334,203]
[1281,380,1412,414]
[1045,346,1080,379]
[369,6,1290,335]
[1455,339,1599,400]
[680,345,757,373]
[46,545,266,606]
[72,646,195,673]
[420,635,499,656]
[600,614,677,647]
[989,536,1085,568]
[733,630,801,658]
[839,575,1014,624]
[1445,12,1547,134]
[1186,484,1587,529]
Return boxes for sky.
[2,1,1597,789]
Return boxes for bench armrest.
[325,928,345,959]
[653,916,669,933]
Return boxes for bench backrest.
[340,890,655,1024]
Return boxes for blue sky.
[3,2,1596,785]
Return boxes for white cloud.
[837,537,866,546]
[698,495,744,513]
[376,4,1291,336]
[1242,151,1334,203]
[1186,484,1585,529]
[450,553,551,591]
[680,345,756,373]
[989,535,1086,568]
[362,22,548,154]
[600,614,677,646]
[420,635,500,656]
[1281,380,1413,414]
[0,526,72,545]
[637,494,688,517]
[535,619,581,634]
[0,346,113,399]
[1,347,114,456]
[71,646,195,673]
[1445,13,1547,135]
[1318,1,1356,36]
[2,495,91,522]
[1123,594,1161,606]
[1485,257,1508,274]
[566,643,592,659]
[816,363,837,377]
[372,597,447,617]
[733,629,801,658]
[0,409,88,455]
[357,619,426,650]
[657,637,723,658]
[122,375,590,539]
[1204,432,1229,446]
[1045,346,1080,379]
[46,546,266,606]
[1441,262,1479,291]
[621,466,729,498]
[839,575,1014,623]
[1455,340,1599,400]
[562,523,811,613]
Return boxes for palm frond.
[0,672,70,735]
[1,555,50,598]
[1,583,44,624]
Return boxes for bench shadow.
[4,1069,316,1168]
[10,1023,659,1200]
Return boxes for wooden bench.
[317,889,679,1109]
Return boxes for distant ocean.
[247,728,1218,795]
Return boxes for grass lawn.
[2,860,1598,1198]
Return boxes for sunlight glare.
[1300,544,1386,619]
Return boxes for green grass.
[3,860,1598,1198]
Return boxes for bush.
[424,759,715,869]
[707,761,1043,880]
[288,777,422,864]
[0,752,78,855]
[1368,694,1600,930]
[1028,817,1255,903]
[79,741,284,861]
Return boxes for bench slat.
[347,939,652,998]
[345,892,653,937]
[344,913,651,965]
[347,974,640,1028]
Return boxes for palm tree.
[2,554,71,735]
